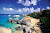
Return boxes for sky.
[0,0,50,14]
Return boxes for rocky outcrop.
[7,18,12,22]
[13,15,20,17]
[0,26,12,33]
[7,18,19,23]
[8,15,11,16]
[17,16,42,33]
[7,16,42,33]
[22,14,27,17]
[13,18,19,22]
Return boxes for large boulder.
[18,19,26,25]
[25,27,31,33]
[8,15,11,17]
[7,18,12,22]
[22,14,27,17]
[20,16,40,27]
[13,18,19,22]
[11,18,19,24]
[13,15,20,17]
[8,18,19,23]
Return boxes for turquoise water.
[0,14,24,33]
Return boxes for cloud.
[29,7,34,12]
[22,7,40,13]
[34,8,40,12]
[18,0,23,3]
[47,6,50,9]
[22,0,31,6]
[17,9,22,13]
[31,0,37,6]
[42,8,45,10]
[23,7,29,12]
[2,7,41,14]
[3,7,14,11]
[17,0,40,6]
[37,8,40,11]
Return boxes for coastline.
[0,14,42,33]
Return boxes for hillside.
[27,9,50,33]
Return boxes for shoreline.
[0,15,42,33]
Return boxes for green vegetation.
[40,10,50,27]
[28,9,50,33]
[28,12,41,18]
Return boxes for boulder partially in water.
[7,18,19,24]
[22,14,27,17]
[7,18,12,23]
[13,18,19,22]
[8,15,11,17]
[13,15,20,17]
[12,18,19,23]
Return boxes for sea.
[0,14,24,33]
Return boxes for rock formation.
[13,15,20,17]
[16,16,42,33]
[7,18,19,23]
[7,16,42,33]
[7,18,12,22]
